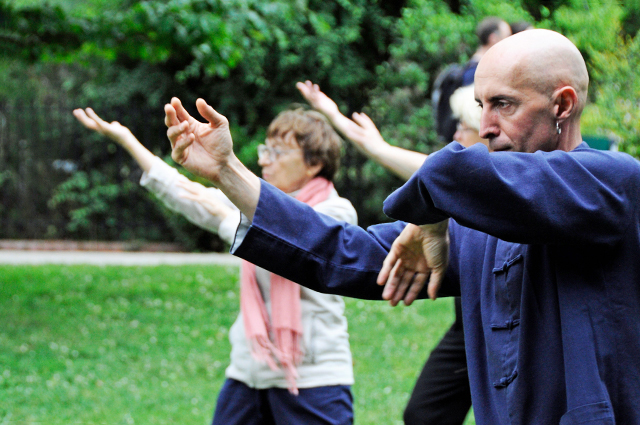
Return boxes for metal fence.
[0,97,177,242]
[0,97,390,247]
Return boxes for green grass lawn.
[0,264,474,424]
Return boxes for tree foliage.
[0,0,639,248]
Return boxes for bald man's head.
[481,29,588,110]
[474,30,589,153]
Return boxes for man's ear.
[552,86,578,122]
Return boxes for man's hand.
[73,108,135,145]
[164,97,234,183]
[164,97,261,221]
[377,221,449,305]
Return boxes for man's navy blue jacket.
[234,142,640,425]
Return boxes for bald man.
[165,30,640,424]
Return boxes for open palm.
[378,222,449,305]
[166,98,234,182]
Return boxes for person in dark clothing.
[434,17,510,146]
[163,29,640,425]
[461,17,512,86]
[509,20,533,35]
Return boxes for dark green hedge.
[0,0,638,250]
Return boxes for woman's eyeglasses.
[257,144,300,161]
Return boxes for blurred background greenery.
[1,0,639,250]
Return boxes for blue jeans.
[212,378,353,425]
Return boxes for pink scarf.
[240,177,334,395]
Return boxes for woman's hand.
[73,108,136,146]
[344,112,388,154]
[175,179,234,221]
[73,107,157,172]
[296,81,389,155]
[296,80,340,117]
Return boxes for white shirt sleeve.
[139,157,239,244]
[313,189,358,226]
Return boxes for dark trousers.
[212,378,354,425]
[404,298,472,425]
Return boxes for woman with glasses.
[297,81,487,425]
[73,106,357,425]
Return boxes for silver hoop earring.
[556,121,562,135]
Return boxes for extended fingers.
[297,80,324,105]
[377,248,399,285]
[426,267,445,301]
[381,260,404,302]
[352,112,378,131]
[196,98,228,128]
[310,81,321,95]
[170,97,195,123]
[403,272,429,306]
[390,267,416,307]
[303,80,317,93]
[296,81,310,98]
[164,104,180,128]
[166,121,190,148]
[171,132,195,164]
[84,107,108,126]
[73,109,99,131]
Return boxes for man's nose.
[479,111,499,139]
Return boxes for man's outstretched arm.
[231,178,450,302]
[165,98,450,304]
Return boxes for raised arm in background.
[73,107,236,235]
[296,80,427,180]
[73,108,157,172]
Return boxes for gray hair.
[449,85,481,131]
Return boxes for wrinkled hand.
[296,80,340,116]
[377,221,449,305]
[175,180,234,220]
[72,108,134,144]
[164,97,234,183]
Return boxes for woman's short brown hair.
[267,108,342,181]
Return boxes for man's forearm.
[214,156,261,222]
